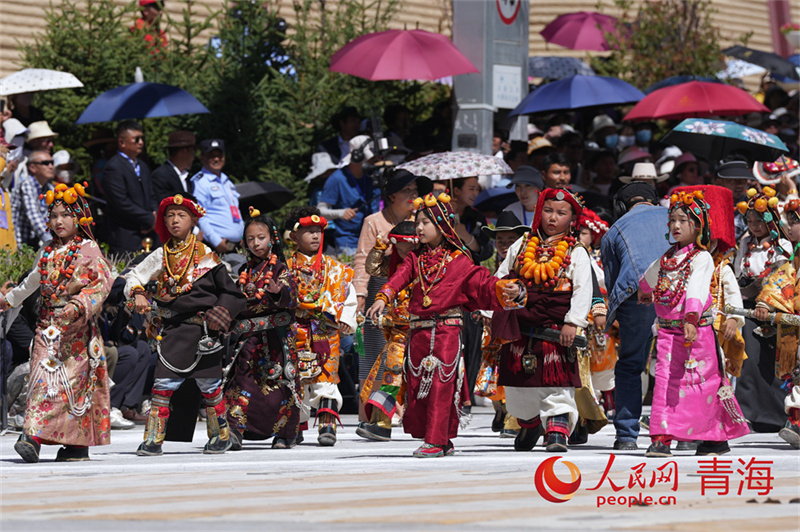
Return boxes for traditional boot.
[779,407,800,449]
[356,407,392,441]
[14,434,42,463]
[601,389,616,420]
[316,398,341,446]
[137,390,172,456]
[568,417,589,445]
[544,414,570,452]
[491,400,506,433]
[514,416,543,451]
[202,388,232,454]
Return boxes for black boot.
[14,434,41,463]
[779,420,800,449]
[514,422,543,451]
[229,426,244,451]
[55,446,90,462]
[695,441,730,456]
[491,401,506,433]
[137,391,171,456]
[568,418,589,445]
[317,398,340,446]
[545,432,568,452]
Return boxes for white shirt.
[168,161,190,193]
[642,246,713,315]
[733,234,791,279]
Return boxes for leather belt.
[153,307,204,326]
[233,312,292,334]
[658,313,714,329]
[409,311,463,330]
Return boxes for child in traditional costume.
[2,182,113,463]
[475,211,529,438]
[367,192,526,458]
[733,186,792,430]
[356,221,418,441]
[225,207,300,449]
[125,194,247,456]
[493,188,593,453]
[638,190,749,457]
[285,206,357,446]
[752,198,800,448]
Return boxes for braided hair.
[244,210,286,264]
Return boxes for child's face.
[416,211,443,247]
[494,231,519,259]
[291,226,322,255]
[789,218,800,244]
[540,199,574,236]
[49,204,77,240]
[745,211,768,239]
[394,240,416,259]
[514,183,539,209]
[668,209,698,245]
[245,222,272,259]
[578,227,593,247]
[164,206,195,241]
[453,177,480,207]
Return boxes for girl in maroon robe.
[367,192,526,458]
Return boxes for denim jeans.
[613,297,655,442]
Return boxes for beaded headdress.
[668,189,711,249]
[736,186,790,253]
[412,192,471,258]
[530,188,584,236]
[155,194,206,244]
[574,208,608,246]
[42,182,96,241]
[674,185,735,253]
[785,198,800,225]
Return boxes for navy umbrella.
[509,74,644,116]
[722,46,800,81]
[236,181,295,213]
[76,82,210,124]
[474,186,517,214]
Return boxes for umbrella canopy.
[774,54,800,84]
[644,75,722,95]
[528,56,594,80]
[235,181,295,214]
[397,152,512,181]
[330,29,478,81]
[474,186,517,213]
[662,118,788,163]
[540,11,618,51]
[510,75,644,116]
[0,68,83,96]
[624,81,769,122]
[722,46,799,80]
[75,82,210,124]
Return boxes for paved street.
[1,405,798,531]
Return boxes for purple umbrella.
[540,11,618,52]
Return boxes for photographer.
[317,135,382,257]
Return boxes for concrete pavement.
[1,405,798,531]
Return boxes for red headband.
[530,188,584,235]
[155,194,206,243]
[293,214,328,231]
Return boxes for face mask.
[636,129,652,145]
[604,134,619,150]
[618,135,635,149]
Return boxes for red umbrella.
[623,81,769,122]
[540,11,618,51]
[329,29,478,81]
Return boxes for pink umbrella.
[623,81,770,122]
[540,11,618,51]
[330,29,478,81]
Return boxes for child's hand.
[723,318,738,340]
[366,300,386,322]
[264,278,282,294]
[753,306,769,321]
[684,323,697,343]
[0,294,10,312]
[637,289,653,305]
[560,324,577,347]
[594,315,607,330]
[340,324,354,335]
[133,294,151,314]
[502,282,521,301]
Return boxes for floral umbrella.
[397,151,512,181]
[661,118,789,162]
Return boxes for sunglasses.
[32,160,54,166]
[128,136,144,143]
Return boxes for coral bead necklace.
[239,254,277,300]
[517,233,574,288]
[38,235,83,305]
[653,244,700,307]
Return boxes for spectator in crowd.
[503,165,543,227]
[601,182,669,450]
[101,120,157,254]
[0,147,16,251]
[384,105,411,153]
[503,141,529,174]
[555,130,585,185]
[714,160,752,242]
[527,136,554,171]
[590,114,619,153]
[131,0,167,50]
[7,93,45,127]
[11,150,54,248]
[318,135,381,255]
[191,139,244,257]
[24,121,56,156]
[317,106,361,165]
[542,152,575,190]
[52,150,78,185]
[667,152,701,194]
[151,130,196,201]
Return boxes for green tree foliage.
[21,0,450,221]
[591,0,738,90]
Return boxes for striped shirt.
[11,175,53,247]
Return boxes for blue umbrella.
[474,186,517,213]
[509,74,644,116]
[644,75,722,94]
[528,56,594,80]
[662,118,789,162]
[75,82,210,124]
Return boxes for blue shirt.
[190,167,244,247]
[601,203,670,324]
[319,167,380,249]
